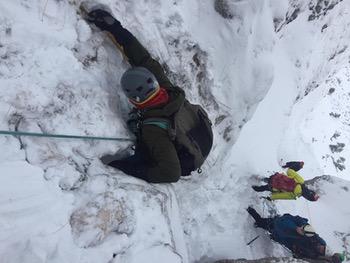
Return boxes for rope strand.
[0,130,132,142]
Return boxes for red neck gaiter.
[132,87,169,110]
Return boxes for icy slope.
[0,0,350,263]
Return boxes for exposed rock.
[214,0,234,19]
[70,191,135,248]
[329,142,345,153]
[328,88,335,95]
[308,0,344,21]
[332,156,346,171]
[329,112,341,118]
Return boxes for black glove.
[85,8,134,46]
[127,110,141,135]
[86,9,119,31]
[261,196,272,201]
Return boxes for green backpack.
[143,99,213,175]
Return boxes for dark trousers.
[247,207,274,232]
[252,184,272,192]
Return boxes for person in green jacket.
[252,161,319,201]
[84,7,212,183]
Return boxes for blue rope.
[0,130,133,142]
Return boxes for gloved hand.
[86,9,120,31]
[261,196,272,201]
[127,110,141,135]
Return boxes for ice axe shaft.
[246,235,260,246]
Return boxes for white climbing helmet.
[303,224,316,237]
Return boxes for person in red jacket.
[252,161,319,201]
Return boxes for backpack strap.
[143,118,169,130]
[142,117,176,140]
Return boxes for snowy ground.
[0,0,350,262]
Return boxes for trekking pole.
[306,200,313,225]
[246,235,260,246]
[0,130,133,142]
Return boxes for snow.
[1,0,350,262]
[0,161,74,263]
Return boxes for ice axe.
[246,235,260,246]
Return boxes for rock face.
[214,0,235,19]
[70,191,135,248]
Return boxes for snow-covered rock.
[70,191,134,248]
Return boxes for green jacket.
[114,34,185,183]
[270,169,304,200]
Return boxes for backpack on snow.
[270,173,297,192]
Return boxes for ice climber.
[252,161,319,201]
[84,7,213,183]
[247,207,345,263]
